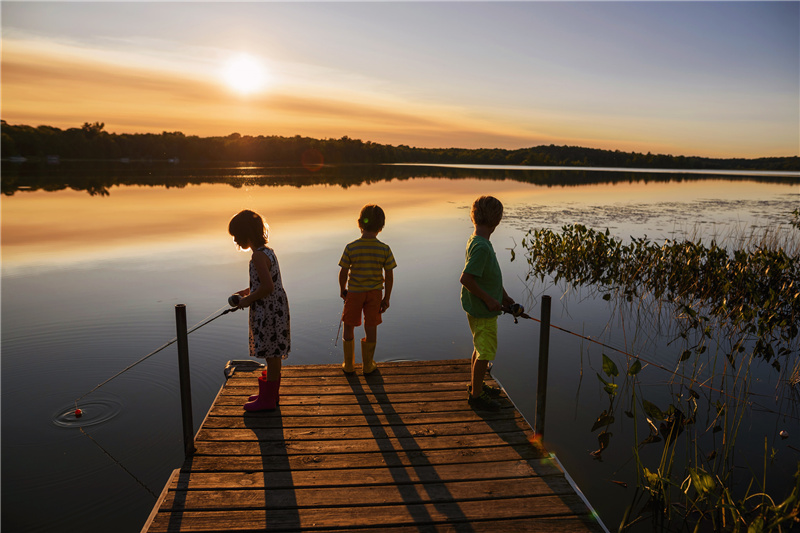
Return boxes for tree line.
[2,120,797,171]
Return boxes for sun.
[222,54,269,96]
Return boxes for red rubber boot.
[244,376,278,411]
[249,370,267,401]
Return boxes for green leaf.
[689,467,715,497]
[679,350,692,362]
[628,360,642,376]
[595,373,618,397]
[643,467,660,489]
[748,517,765,533]
[642,400,665,421]
[591,411,615,431]
[602,354,619,377]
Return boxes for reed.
[516,211,800,531]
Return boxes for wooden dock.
[143,359,606,532]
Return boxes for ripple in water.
[52,395,122,428]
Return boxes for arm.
[501,288,515,311]
[239,252,274,307]
[381,269,393,312]
[460,272,502,312]
[339,266,349,299]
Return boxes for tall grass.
[517,210,800,531]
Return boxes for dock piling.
[175,304,195,457]
[535,295,551,438]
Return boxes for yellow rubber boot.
[342,339,355,374]
[361,338,377,374]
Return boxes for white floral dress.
[249,246,291,359]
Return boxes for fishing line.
[74,305,237,409]
[71,304,240,501]
[80,427,159,499]
[506,307,767,403]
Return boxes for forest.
[2,120,798,171]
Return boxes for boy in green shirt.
[460,196,516,411]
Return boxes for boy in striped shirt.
[338,204,397,374]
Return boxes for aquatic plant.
[516,214,800,531]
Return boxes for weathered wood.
[202,409,522,429]
[147,496,596,532]
[159,477,579,511]
[193,430,537,457]
[143,359,606,533]
[172,459,563,490]
[187,444,549,472]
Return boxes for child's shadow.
[242,403,301,531]
[347,370,475,532]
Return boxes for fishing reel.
[228,293,241,308]
[505,303,525,323]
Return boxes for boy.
[339,204,397,374]
[460,196,516,411]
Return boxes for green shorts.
[467,314,498,362]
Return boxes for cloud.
[1,37,542,149]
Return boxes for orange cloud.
[1,38,533,146]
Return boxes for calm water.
[2,162,798,532]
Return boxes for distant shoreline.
[393,163,800,178]
[2,121,798,172]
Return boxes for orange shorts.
[342,289,383,327]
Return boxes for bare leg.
[266,357,282,381]
[364,324,377,344]
[343,324,355,342]
[471,356,488,398]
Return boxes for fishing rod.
[334,290,347,347]
[504,301,766,403]
[73,303,240,416]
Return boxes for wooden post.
[175,304,195,457]
[535,295,551,438]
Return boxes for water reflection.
[3,166,797,273]
[2,165,798,532]
[2,160,797,197]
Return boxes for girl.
[228,210,291,411]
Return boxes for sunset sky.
[1,1,798,159]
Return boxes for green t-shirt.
[460,235,503,318]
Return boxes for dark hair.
[470,196,503,227]
[228,210,269,248]
[358,204,386,233]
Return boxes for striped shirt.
[339,237,397,292]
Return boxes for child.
[460,196,516,411]
[338,204,397,374]
[228,210,291,411]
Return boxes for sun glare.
[222,54,269,95]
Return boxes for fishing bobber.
[74,409,83,418]
[228,294,241,307]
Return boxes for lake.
[2,161,798,532]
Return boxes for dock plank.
[143,359,606,532]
